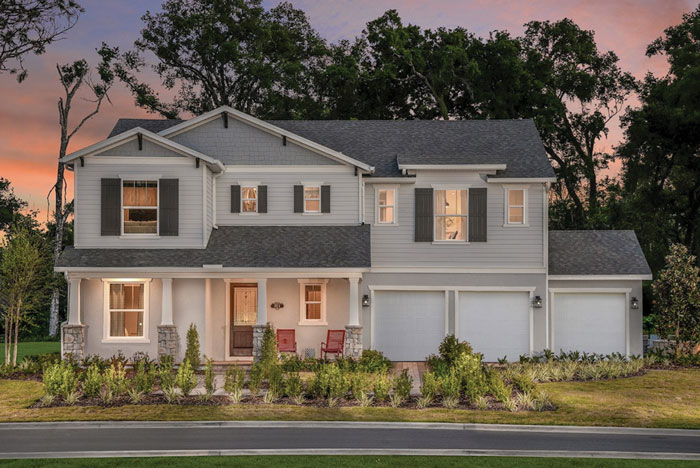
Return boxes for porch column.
[157,278,179,361]
[345,277,363,358]
[62,277,87,360]
[253,278,268,361]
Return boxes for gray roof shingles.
[56,225,371,269]
[548,230,652,276]
[108,117,555,179]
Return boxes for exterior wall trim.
[363,177,416,184]
[549,275,653,280]
[399,164,506,171]
[100,278,152,344]
[369,267,547,274]
[62,269,367,279]
[224,166,352,173]
[487,177,557,183]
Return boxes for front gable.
[97,136,185,158]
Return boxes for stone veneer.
[158,325,179,360]
[344,325,363,358]
[252,324,267,361]
[62,324,87,360]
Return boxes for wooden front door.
[230,284,257,356]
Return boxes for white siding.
[366,171,546,268]
[205,167,214,244]
[74,161,205,248]
[217,169,360,225]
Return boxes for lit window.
[506,188,526,225]
[298,280,327,325]
[241,186,257,213]
[377,188,396,224]
[108,283,146,338]
[304,186,320,213]
[434,189,468,241]
[123,180,157,234]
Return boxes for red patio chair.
[321,329,346,359]
[277,329,297,354]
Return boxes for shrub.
[108,351,128,369]
[82,354,108,371]
[224,365,245,403]
[131,352,153,369]
[133,360,156,395]
[358,350,392,373]
[285,373,304,404]
[487,369,511,403]
[104,363,129,397]
[392,369,413,406]
[475,395,489,410]
[203,358,215,396]
[280,354,304,372]
[503,397,518,412]
[163,386,178,404]
[128,388,144,404]
[185,323,201,369]
[175,360,198,397]
[42,362,63,397]
[18,357,40,374]
[438,335,473,367]
[82,363,103,399]
[349,372,372,401]
[372,373,391,403]
[327,367,349,406]
[159,353,174,368]
[158,359,175,391]
[455,353,487,403]
[515,392,535,411]
[259,325,278,374]
[439,369,461,409]
[248,362,263,398]
[267,365,285,401]
[510,372,536,394]
[418,371,438,408]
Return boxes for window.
[298,279,327,325]
[304,186,321,213]
[376,187,397,225]
[241,186,257,213]
[123,180,157,234]
[505,187,527,226]
[434,189,468,241]
[106,282,148,340]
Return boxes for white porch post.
[348,277,360,326]
[257,278,268,325]
[67,277,81,325]
[160,278,173,325]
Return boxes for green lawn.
[0,457,698,468]
[2,369,700,428]
[6,342,60,363]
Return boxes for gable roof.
[62,127,225,172]
[548,230,652,277]
[56,225,371,270]
[108,118,184,137]
[108,112,554,179]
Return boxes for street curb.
[1,420,699,437]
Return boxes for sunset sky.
[0,0,695,221]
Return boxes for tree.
[0,222,53,366]
[0,178,27,232]
[47,45,116,337]
[0,0,83,81]
[652,244,700,357]
[114,0,327,118]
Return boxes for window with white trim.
[107,282,147,338]
[304,186,321,213]
[298,280,327,325]
[241,186,258,213]
[376,187,397,224]
[505,187,527,225]
[123,180,158,234]
[434,189,468,241]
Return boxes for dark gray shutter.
[100,178,121,236]
[231,185,241,213]
[293,185,303,213]
[321,185,331,213]
[469,187,487,242]
[159,179,179,236]
[258,185,267,213]
[414,188,433,242]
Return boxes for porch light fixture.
[630,297,639,309]
[362,295,370,307]
[532,296,543,309]
[271,302,284,310]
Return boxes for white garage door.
[373,290,446,361]
[553,293,626,355]
[458,291,531,362]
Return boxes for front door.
[230,284,257,356]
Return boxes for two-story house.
[56,106,652,363]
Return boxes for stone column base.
[158,325,179,361]
[61,323,87,361]
[345,325,363,358]
[252,324,268,362]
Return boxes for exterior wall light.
[532,296,543,308]
[630,297,639,309]
[362,295,370,307]
[271,302,284,310]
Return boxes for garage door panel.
[554,293,626,355]
[374,291,445,361]
[458,292,530,362]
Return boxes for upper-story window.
[241,186,258,213]
[123,180,157,234]
[434,189,468,241]
[505,187,527,226]
[376,187,397,225]
[304,186,321,213]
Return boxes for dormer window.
[123,180,157,234]
[241,186,258,213]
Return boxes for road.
[0,421,699,460]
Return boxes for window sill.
[374,222,399,227]
[120,235,160,239]
[298,321,328,327]
[503,223,529,228]
[101,338,150,344]
[239,212,259,216]
[302,212,323,216]
[432,240,469,245]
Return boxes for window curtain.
[435,190,447,240]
